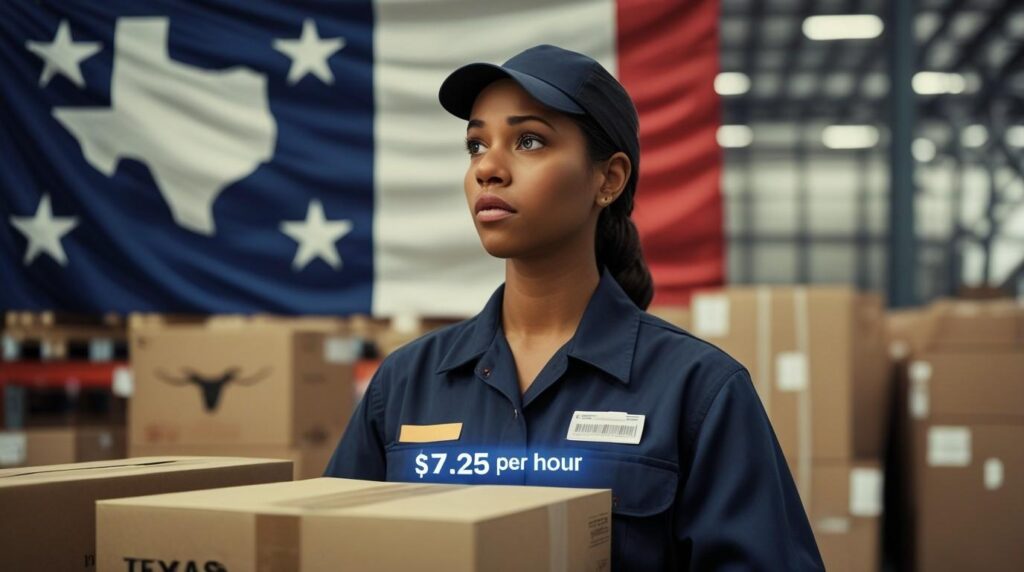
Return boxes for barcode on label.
[567,411,645,444]
[573,423,637,437]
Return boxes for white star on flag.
[25,19,101,88]
[273,18,345,85]
[9,194,79,266]
[280,199,353,271]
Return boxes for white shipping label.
[89,338,115,362]
[566,411,645,445]
[98,431,114,450]
[2,335,18,361]
[815,517,851,535]
[692,294,730,338]
[889,341,909,361]
[849,467,884,517]
[984,458,1004,491]
[324,336,359,364]
[908,360,932,383]
[775,352,809,392]
[928,426,972,467]
[0,433,27,467]
[111,366,134,398]
[909,377,929,420]
[392,313,422,334]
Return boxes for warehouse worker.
[325,44,823,571]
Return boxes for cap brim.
[438,62,585,120]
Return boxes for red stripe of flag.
[617,0,724,306]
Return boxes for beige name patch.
[398,422,463,443]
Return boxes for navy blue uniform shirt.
[325,268,824,570]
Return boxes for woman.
[325,44,823,571]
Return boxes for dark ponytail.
[568,113,654,310]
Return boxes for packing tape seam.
[794,287,813,505]
[255,514,300,572]
[756,287,772,414]
[548,501,569,572]
[276,483,472,511]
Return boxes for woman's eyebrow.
[505,114,557,132]
[466,115,557,132]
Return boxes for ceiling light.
[912,71,966,95]
[1005,126,1024,148]
[715,72,751,96]
[717,125,753,148]
[822,125,879,149]
[803,15,884,41]
[912,138,937,162]
[961,124,988,148]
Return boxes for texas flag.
[0,0,721,316]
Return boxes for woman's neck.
[501,248,600,341]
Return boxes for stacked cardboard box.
[3,311,127,361]
[128,317,357,479]
[0,456,292,570]
[0,425,125,468]
[688,286,890,571]
[895,299,1024,571]
[98,477,612,571]
[2,311,129,465]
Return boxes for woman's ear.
[596,151,631,206]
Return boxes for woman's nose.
[474,146,510,188]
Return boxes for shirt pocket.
[573,450,678,571]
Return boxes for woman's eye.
[519,134,545,150]
[465,139,484,156]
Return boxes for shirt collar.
[435,266,641,384]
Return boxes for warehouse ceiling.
[719,0,1024,130]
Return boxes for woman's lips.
[474,194,517,222]
[476,208,515,222]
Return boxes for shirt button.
[482,367,491,377]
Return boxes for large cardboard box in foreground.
[129,320,356,449]
[0,456,293,571]
[0,426,126,468]
[98,477,612,572]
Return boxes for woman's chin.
[478,236,521,259]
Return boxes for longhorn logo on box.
[123,557,226,571]
[157,367,270,412]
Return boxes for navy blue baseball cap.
[438,44,640,185]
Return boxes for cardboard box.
[689,287,890,471]
[129,320,356,449]
[0,456,293,571]
[815,516,879,572]
[916,298,1023,352]
[130,443,333,480]
[0,426,126,468]
[905,352,1024,422]
[809,460,884,519]
[888,298,1024,570]
[647,306,692,331]
[911,422,1024,571]
[885,307,929,362]
[98,477,612,572]
[808,460,882,572]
